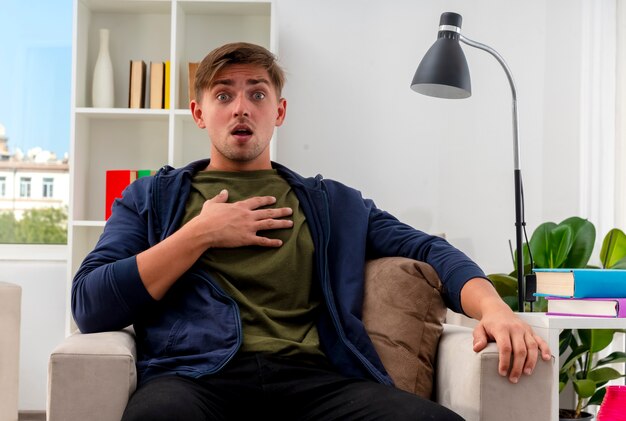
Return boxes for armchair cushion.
[362,257,447,399]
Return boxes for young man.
[72,43,551,420]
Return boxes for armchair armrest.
[0,282,21,421]
[436,324,553,421]
[47,329,137,421]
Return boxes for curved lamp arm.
[459,35,521,172]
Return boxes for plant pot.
[559,409,594,420]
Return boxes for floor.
[18,411,46,421]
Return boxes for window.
[0,1,71,244]
[20,177,32,197]
[20,177,31,198]
[43,177,54,198]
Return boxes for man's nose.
[233,95,250,117]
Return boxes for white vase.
[92,28,114,108]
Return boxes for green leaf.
[512,243,533,276]
[586,387,606,407]
[559,370,571,393]
[530,222,558,268]
[579,329,616,353]
[559,330,573,356]
[596,351,626,366]
[573,379,596,398]
[600,228,626,268]
[550,225,574,267]
[529,222,575,268]
[560,345,589,372]
[588,367,622,383]
[522,243,530,274]
[488,274,518,298]
[561,217,595,268]
[610,255,626,269]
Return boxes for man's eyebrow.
[211,78,271,88]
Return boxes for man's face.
[191,64,286,171]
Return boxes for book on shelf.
[546,296,626,318]
[188,62,199,103]
[128,60,147,108]
[533,268,626,298]
[105,169,155,220]
[164,60,171,109]
[105,170,137,220]
[149,61,165,109]
[137,169,156,178]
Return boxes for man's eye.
[217,93,230,101]
[252,92,266,100]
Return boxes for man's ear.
[190,100,206,129]
[275,98,287,127]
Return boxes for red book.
[105,170,137,220]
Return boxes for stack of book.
[128,60,197,109]
[128,60,170,109]
[533,268,626,318]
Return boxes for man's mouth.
[231,124,253,140]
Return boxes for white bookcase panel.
[172,113,212,167]
[72,113,169,221]
[69,225,104,277]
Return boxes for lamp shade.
[411,12,472,99]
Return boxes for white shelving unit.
[68,0,276,332]
[519,313,626,420]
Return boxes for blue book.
[533,268,626,298]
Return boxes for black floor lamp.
[411,12,527,311]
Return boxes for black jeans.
[122,354,464,421]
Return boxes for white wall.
[276,0,589,274]
[618,0,626,228]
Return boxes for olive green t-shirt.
[181,170,324,359]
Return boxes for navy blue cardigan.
[72,159,486,385]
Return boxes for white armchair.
[48,258,554,421]
[48,323,554,421]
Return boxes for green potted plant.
[489,216,596,312]
[558,328,626,419]
[488,218,626,419]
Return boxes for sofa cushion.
[362,257,447,399]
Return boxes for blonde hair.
[194,42,285,102]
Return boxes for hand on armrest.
[436,324,553,421]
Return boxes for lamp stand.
[459,35,526,311]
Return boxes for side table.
[518,312,626,420]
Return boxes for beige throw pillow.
[362,257,447,399]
